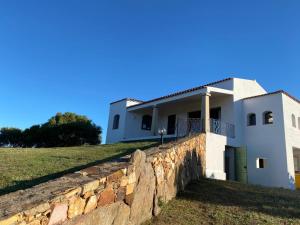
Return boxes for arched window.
[247,113,256,126]
[141,115,152,130]
[113,114,120,129]
[263,111,273,124]
[292,114,296,128]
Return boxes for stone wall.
[0,134,205,225]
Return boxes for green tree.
[0,128,23,147]
[45,112,91,126]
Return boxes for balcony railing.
[175,118,235,138]
[210,119,235,138]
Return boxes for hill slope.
[146,179,300,225]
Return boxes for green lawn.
[146,179,300,225]
[0,141,156,195]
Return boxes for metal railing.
[175,118,235,138]
[175,118,203,138]
[210,119,235,138]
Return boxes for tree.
[22,125,42,147]
[38,112,102,147]
[45,112,91,126]
[0,112,102,148]
[0,128,23,147]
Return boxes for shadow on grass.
[178,178,300,220]
[0,143,158,196]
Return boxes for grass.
[0,141,157,195]
[146,178,300,225]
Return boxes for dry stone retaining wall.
[0,134,205,225]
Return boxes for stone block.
[84,195,97,214]
[107,170,124,184]
[115,186,126,202]
[98,187,115,207]
[68,197,86,219]
[120,176,128,187]
[24,203,50,217]
[125,183,135,195]
[64,187,82,199]
[82,180,99,194]
[127,171,136,184]
[0,214,22,225]
[48,203,68,225]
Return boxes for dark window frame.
[247,113,256,126]
[263,111,273,125]
[113,114,120,130]
[141,115,152,131]
[257,158,266,169]
[167,114,176,135]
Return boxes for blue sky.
[0,0,299,143]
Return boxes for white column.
[201,93,211,133]
[151,106,159,136]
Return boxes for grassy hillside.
[0,141,156,195]
[146,179,300,225]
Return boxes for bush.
[0,112,102,148]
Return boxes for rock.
[125,193,134,206]
[97,187,115,207]
[24,203,50,217]
[127,171,136,184]
[64,202,130,225]
[130,150,146,178]
[129,154,156,225]
[125,183,135,195]
[84,196,97,214]
[68,197,86,219]
[40,216,49,225]
[27,219,40,225]
[83,191,94,199]
[64,187,82,199]
[48,203,68,225]
[99,177,106,185]
[154,164,164,184]
[115,187,126,202]
[82,180,99,194]
[107,170,124,184]
[120,176,128,187]
[0,213,22,225]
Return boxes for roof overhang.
[127,86,233,111]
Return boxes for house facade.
[106,78,300,190]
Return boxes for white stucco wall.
[282,94,300,189]
[205,132,227,180]
[243,93,291,189]
[106,99,141,144]
[232,78,267,147]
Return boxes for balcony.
[176,118,235,139]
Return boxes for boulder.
[64,202,130,225]
[129,150,156,225]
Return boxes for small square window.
[256,158,266,168]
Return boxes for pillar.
[151,106,159,135]
[201,92,211,133]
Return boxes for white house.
[106,77,300,190]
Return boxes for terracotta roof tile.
[243,90,300,104]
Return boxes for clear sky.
[0,0,299,143]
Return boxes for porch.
[124,86,235,141]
